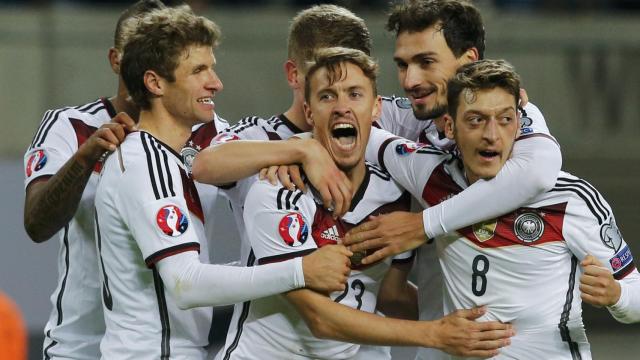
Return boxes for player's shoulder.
[246,178,314,213]
[364,161,406,196]
[29,98,114,150]
[221,115,274,140]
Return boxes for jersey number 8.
[471,255,490,297]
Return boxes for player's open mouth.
[331,123,357,150]
[478,150,500,160]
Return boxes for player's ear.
[285,60,301,89]
[371,95,382,122]
[108,47,121,75]
[459,47,479,65]
[144,70,164,97]
[303,101,314,127]
[444,114,455,140]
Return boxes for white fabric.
[24,98,114,359]
[156,251,304,308]
[219,164,408,360]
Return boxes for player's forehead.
[177,45,215,69]
[456,87,517,117]
[393,25,453,61]
[309,62,371,93]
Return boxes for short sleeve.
[243,179,318,264]
[117,155,200,267]
[24,110,77,187]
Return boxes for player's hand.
[302,245,352,294]
[300,139,352,218]
[76,112,136,167]
[343,211,427,265]
[580,254,621,307]
[430,306,514,358]
[259,164,306,193]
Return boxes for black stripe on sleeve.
[258,248,315,265]
[558,256,582,360]
[377,137,401,173]
[152,268,171,359]
[557,177,610,219]
[151,139,169,198]
[222,250,256,360]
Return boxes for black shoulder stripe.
[276,187,303,211]
[141,133,161,199]
[88,105,106,116]
[32,107,66,149]
[75,99,101,112]
[366,162,391,181]
[30,109,56,149]
[552,177,610,224]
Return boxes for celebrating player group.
[22,1,640,359]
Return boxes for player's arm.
[562,191,640,323]
[192,137,352,217]
[24,112,134,242]
[375,257,418,320]
[286,289,512,357]
[346,108,562,263]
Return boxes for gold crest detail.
[472,219,497,242]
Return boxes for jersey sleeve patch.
[395,142,422,156]
[278,212,309,247]
[609,245,635,280]
[156,205,189,237]
[25,149,48,177]
[212,132,240,145]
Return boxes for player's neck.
[109,86,139,122]
[283,98,311,132]
[344,161,367,196]
[138,107,192,153]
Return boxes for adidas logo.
[320,225,341,241]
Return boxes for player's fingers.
[580,292,604,307]
[474,321,512,333]
[470,337,511,351]
[265,166,279,185]
[346,233,383,251]
[104,123,126,143]
[318,186,333,214]
[334,245,354,257]
[289,165,306,193]
[580,254,598,267]
[345,221,379,239]
[94,137,116,152]
[360,247,394,265]
[327,183,345,219]
[519,88,529,107]
[96,128,121,148]
[457,306,487,321]
[111,112,137,131]
[278,166,295,191]
[258,167,268,180]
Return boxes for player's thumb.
[581,254,601,267]
[459,306,487,320]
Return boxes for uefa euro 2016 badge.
[156,205,189,237]
[514,212,544,243]
[395,97,412,109]
[395,142,421,156]
[212,132,240,144]
[473,219,498,242]
[278,213,309,247]
[26,149,48,177]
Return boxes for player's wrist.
[75,142,103,169]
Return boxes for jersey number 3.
[472,255,490,297]
[334,279,365,310]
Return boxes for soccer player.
[344,3,562,358]
[366,59,640,359]
[22,1,164,358]
[213,47,513,360]
[94,8,351,359]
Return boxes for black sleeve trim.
[378,137,402,173]
[257,249,316,265]
[145,242,200,268]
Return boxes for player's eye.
[395,61,408,70]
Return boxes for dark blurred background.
[1,1,638,358]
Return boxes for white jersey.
[94,131,211,360]
[374,97,554,360]
[376,137,640,359]
[218,163,412,360]
[24,98,116,359]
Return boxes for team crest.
[600,219,623,253]
[472,219,497,242]
[156,205,189,237]
[181,146,199,173]
[213,132,240,144]
[395,142,421,156]
[26,149,48,177]
[514,212,544,243]
[278,213,309,247]
[395,97,412,109]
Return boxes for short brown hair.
[447,59,521,119]
[304,47,378,103]
[288,5,371,72]
[120,7,221,110]
[387,0,485,59]
[113,0,166,51]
